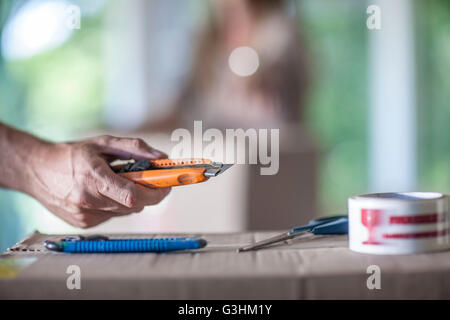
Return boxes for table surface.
[2,231,450,299]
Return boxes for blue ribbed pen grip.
[61,238,206,253]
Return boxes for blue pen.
[238,215,348,252]
[44,235,207,253]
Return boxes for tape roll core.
[348,192,450,255]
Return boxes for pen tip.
[197,239,207,248]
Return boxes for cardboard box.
[1,231,450,299]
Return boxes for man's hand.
[25,135,170,228]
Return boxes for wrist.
[23,139,56,197]
[0,124,50,194]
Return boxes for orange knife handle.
[119,168,208,188]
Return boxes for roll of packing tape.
[348,192,450,254]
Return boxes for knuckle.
[79,195,91,209]
[132,138,145,149]
[74,206,84,214]
[97,135,112,144]
[73,213,92,228]
[77,221,90,229]
[109,136,120,145]
[93,135,117,146]
[69,206,82,214]
[73,191,90,207]
[97,181,108,195]
[74,212,87,221]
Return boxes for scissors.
[237,215,348,252]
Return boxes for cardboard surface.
[1,231,450,299]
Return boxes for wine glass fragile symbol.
[361,209,382,245]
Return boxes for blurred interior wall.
[104,0,200,131]
[368,0,416,192]
[104,0,152,130]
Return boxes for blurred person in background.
[144,0,310,131]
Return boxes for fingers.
[72,209,144,228]
[93,161,171,208]
[94,135,167,160]
[70,188,139,213]
[54,197,146,228]
[50,196,145,228]
[73,214,117,228]
[63,208,142,229]
[95,167,138,208]
[132,183,171,206]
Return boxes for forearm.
[0,122,52,195]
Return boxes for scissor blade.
[311,217,348,235]
[237,232,294,252]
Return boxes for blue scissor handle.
[290,214,348,234]
[310,217,348,235]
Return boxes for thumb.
[94,135,167,160]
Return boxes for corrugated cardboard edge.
[5,230,43,254]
